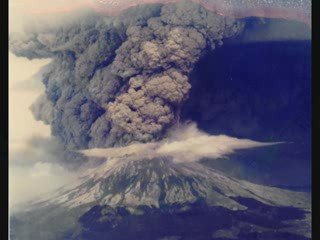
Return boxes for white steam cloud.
[80,123,282,163]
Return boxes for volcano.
[11,156,311,240]
[9,2,311,239]
[38,158,310,211]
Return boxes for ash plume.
[80,122,282,164]
[10,2,244,164]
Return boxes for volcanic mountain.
[11,150,311,240]
[36,157,310,211]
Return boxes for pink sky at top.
[10,0,311,26]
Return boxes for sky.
[8,0,312,25]
[9,0,79,207]
[8,52,77,207]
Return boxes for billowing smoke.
[10,2,244,165]
[80,122,282,164]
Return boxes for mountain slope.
[11,158,311,240]
[34,158,310,211]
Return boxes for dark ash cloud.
[10,2,244,165]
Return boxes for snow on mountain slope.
[34,157,310,212]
